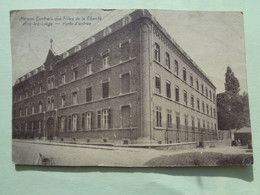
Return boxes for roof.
[14,9,216,89]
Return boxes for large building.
[12,9,218,145]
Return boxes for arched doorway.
[46,117,55,140]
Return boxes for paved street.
[12,140,252,166]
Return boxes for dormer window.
[87,37,95,45]
[74,45,81,52]
[63,51,69,59]
[103,27,112,36]
[122,15,132,26]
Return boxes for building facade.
[12,9,218,145]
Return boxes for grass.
[144,152,253,167]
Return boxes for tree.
[225,66,240,96]
[217,67,250,130]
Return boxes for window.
[121,41,130,61]
[97,111,101,128]
[102,109,111,129]
[155,75,161,94]
[121,73,130,94]
[206,87,208,97]
[165,52,170,69]
[31,106,34,114]
[202,102,205,113]
[86,62,92,75]
[167,109,172,128]
[183,91,187,105]
[47,97,51,111]
[197,99,200,111]
[86,112,92,130]
[201,84,204,95]
[192,117,195,141]
[198,119,201,131]
[185,115,188,130]
[61,95,66,108]
[154,43,160,62]
[68,115,72,131]
[61,74,66,84]
[72,69,78,81]
[32,87,35,96]
[81,113,85,130]
[191,95,194,108]
[207,122,210,130]
[213,93,216,103]
[122,15,132,26]
[39,101,42,113]
[192,117,195,131]
[25,107,28,116]
[121,105,131,127]
[214,108,216,118]
[196,79,199,90]
[61,116,66,132]
[210,107,213,117]
[175,60,179,75]
[86,87,92,102]
[102,80,109,98]
[210,90,212,100]
[39,84,42,93]
[190,74,193,86]
[51,96,54,110]
[183,68,187,82]
[19,109,22,117]
[176,115,180,130]
[72,114,77,131]
[156,106,162,127]
[103,27,112,36]
[102,52,109,69]
[175,86,179,102]
[206,104,209,115]
[203,120,206,130]
[166,81,171,98]
[72,91,78,105]
[47,76,54,89]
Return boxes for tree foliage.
[217,67,250,130]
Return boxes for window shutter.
[108,109,112,128]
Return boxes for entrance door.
[121,105,130,128]
[46,117,55,140]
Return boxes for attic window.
[63,51,69,59]
[27,72,32,78]
[21,76,25,81]
[87,37,95,45]
[122,15,132,26]
[34,69,38,74]
[74,45,81,52]
[103,27,112,36]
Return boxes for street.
[12,140,253,166]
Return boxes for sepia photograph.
[11,9,253,166]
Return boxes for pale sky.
[10,9,248,94]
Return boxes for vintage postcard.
[11,9,253,166]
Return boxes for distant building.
[12,9,218,145]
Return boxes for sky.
[10,9,248,94]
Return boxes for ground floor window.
[167,110,172,128]
[156,106,162,127]
[86,112,92,130]
[72,114,77,131]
